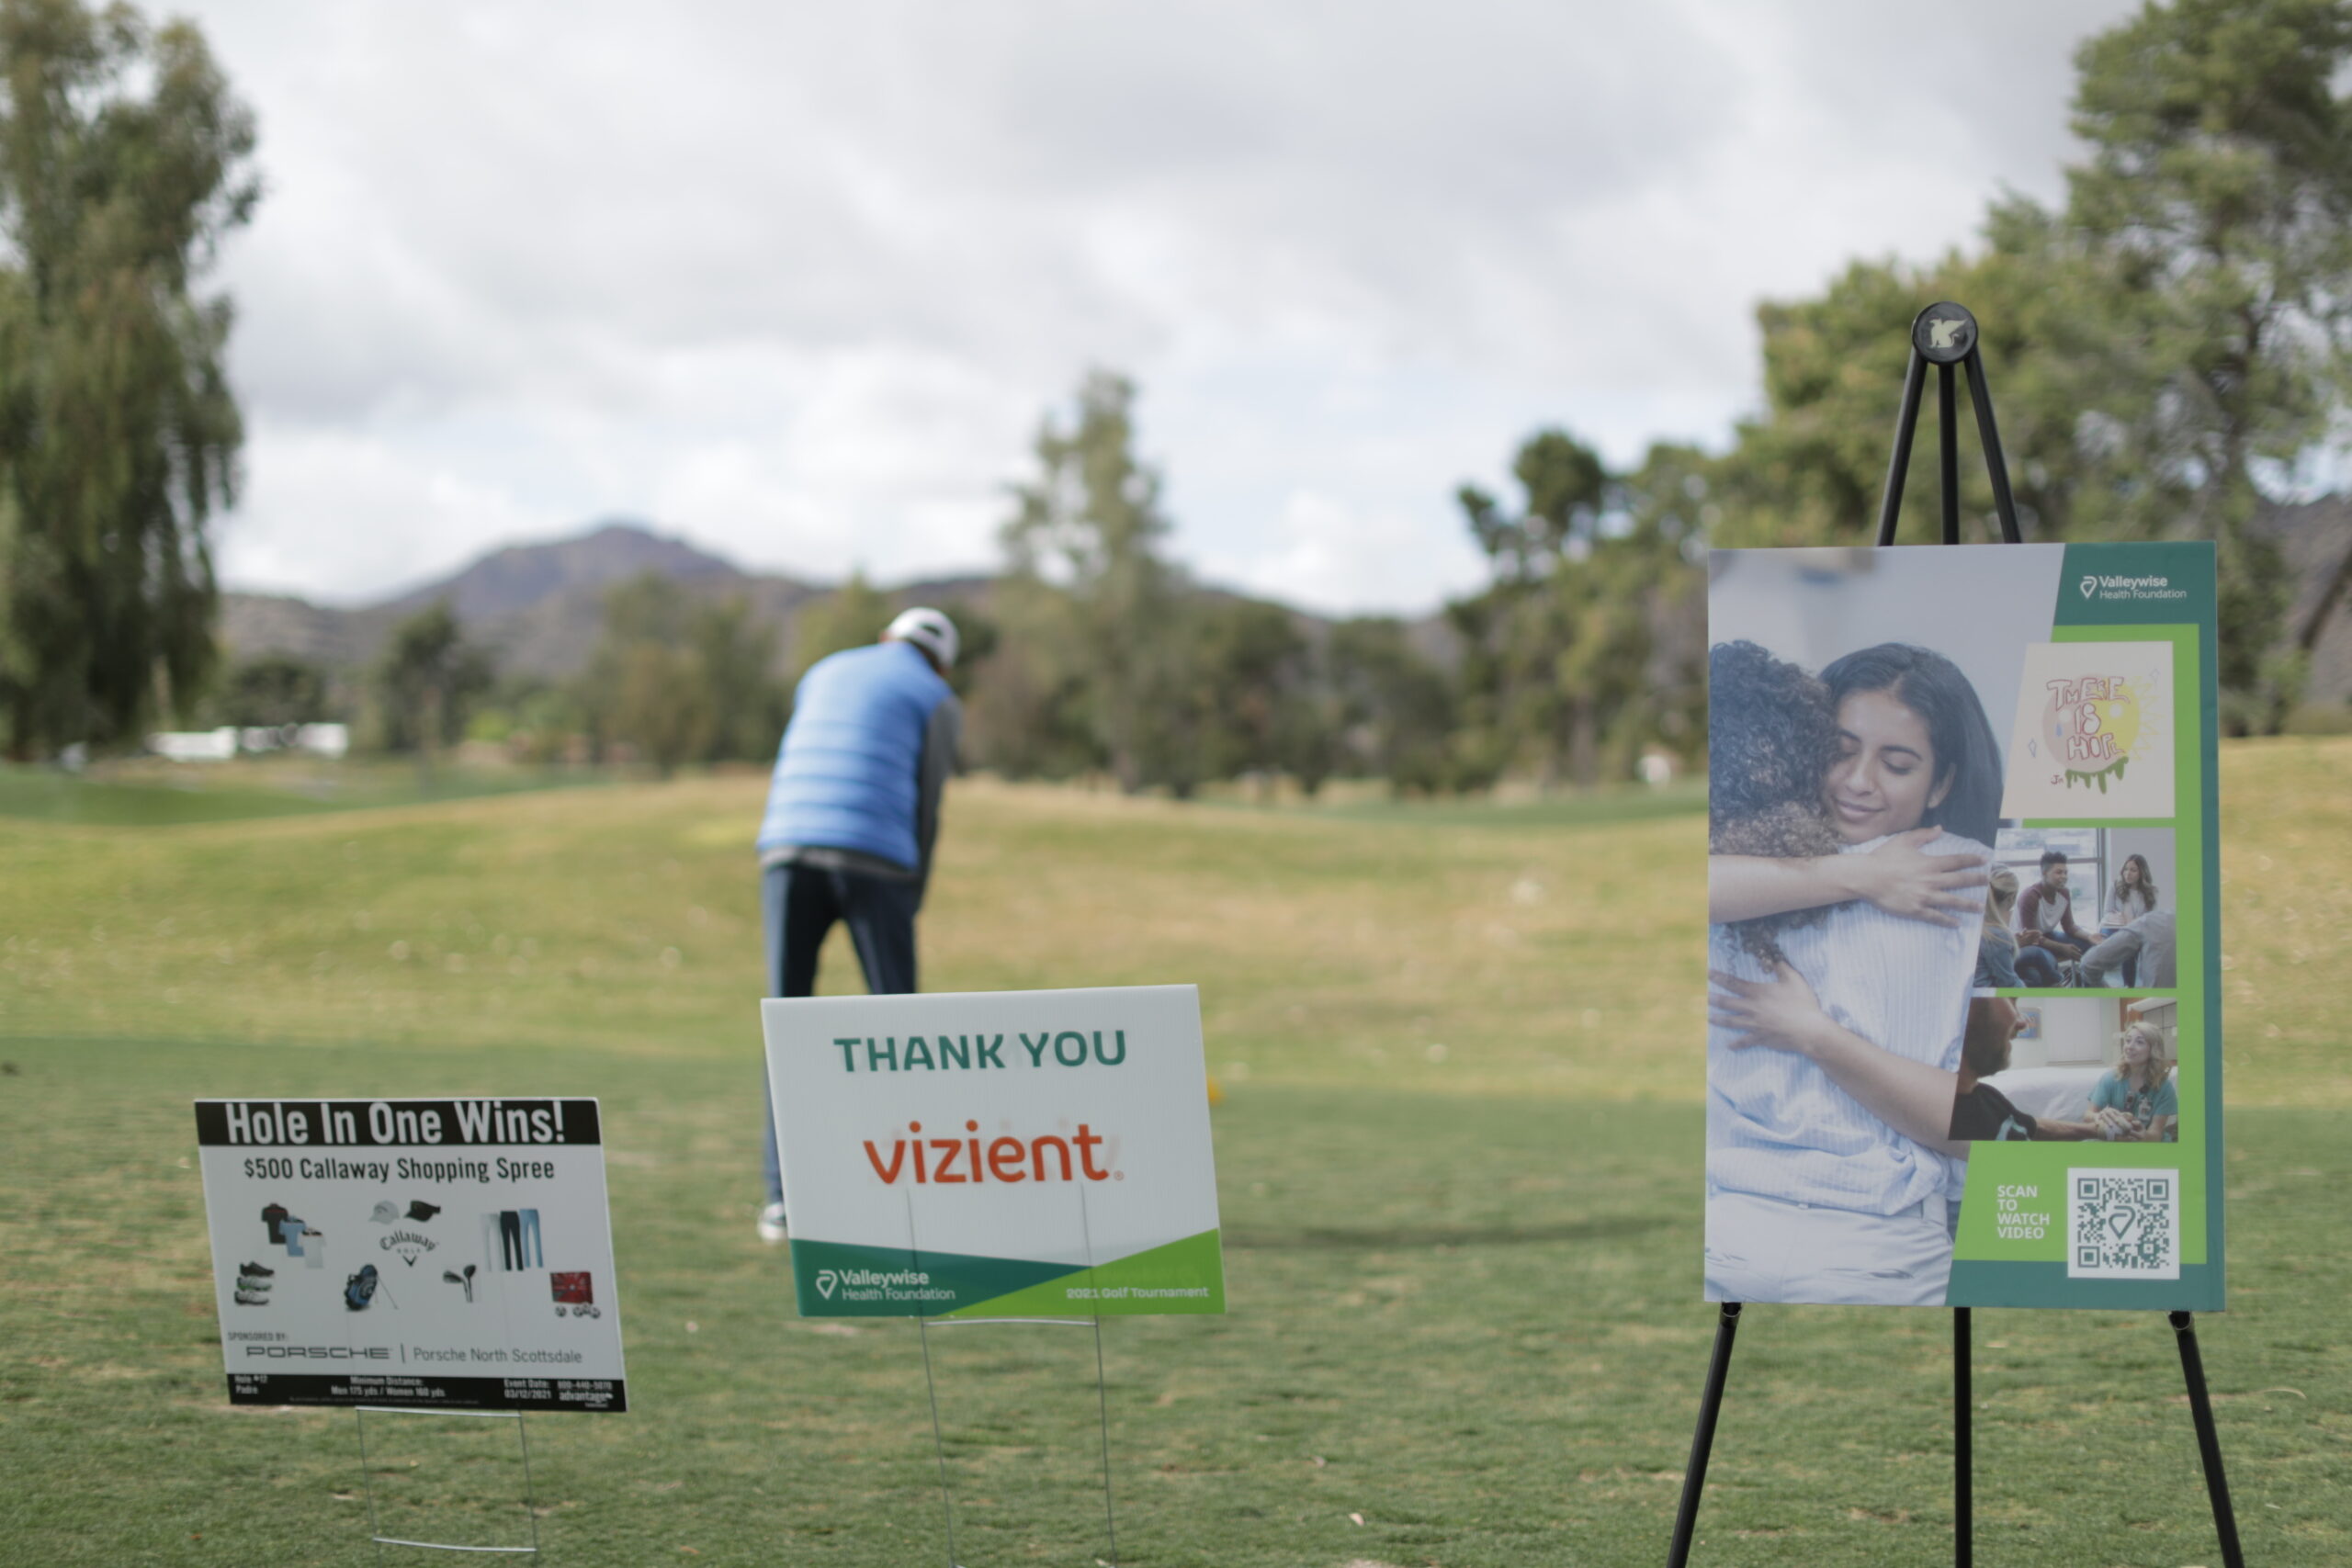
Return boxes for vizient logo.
[2081,573,2187,603]
[863,1121,1121,1185]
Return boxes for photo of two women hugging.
[1704,633,2002,1305]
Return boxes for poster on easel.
[763,985,1225,1319]
[1704,541,2222,1310]
[195,1097,628,1409]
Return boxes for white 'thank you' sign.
[763,985,1224,1318]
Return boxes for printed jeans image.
[494,1210,544,1270]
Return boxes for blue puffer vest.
[755,641,952,870]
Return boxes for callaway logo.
[816,1269,839,1300]
[380,1228,436,1266]
[2080,575,2098,599]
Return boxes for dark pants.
[760,862,921,1205]
[2014,945,2066,987]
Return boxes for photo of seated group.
[1976,828,2176,990]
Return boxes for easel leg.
[2170,1312,2247,1568]
[1953,1307,1972,1568]
[1937,361,1961,543]
[1666,1303,1741,1568]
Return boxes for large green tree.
[2062,0,2352,724]
[578,573,791,772]
[374,602,492,777]
[216,651,328,729]
[1325,616,1457,795]
[1000,370,1183,791]
[688,592,785,762]
[0,0,256,757]
[1715,0,2352,728]
[1453,430,1699,787]
[787,571,891,676]
[579,574,708,775]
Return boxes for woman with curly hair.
[1705,641,2001,1307]
[1705,641,1845,967]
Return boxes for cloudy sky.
[187,0,2138,615]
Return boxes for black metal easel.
[1668,301,2245,1568]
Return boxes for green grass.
[1302,776,1706,830]
[0,758,605,826]
[2,740,2348,1565]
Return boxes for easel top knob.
[1912,301,1978,364]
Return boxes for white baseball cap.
[883,606,958,671]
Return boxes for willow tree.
[0,0,257,757]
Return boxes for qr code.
[2066,1169,2180,1280]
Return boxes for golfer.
[752,607,962,1242]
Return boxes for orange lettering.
[864,1141,906,1184]
[1031,1134,1073,1181]
[930,1138,966,1182]
[1074,1123,1110,1180]
[988,1137,1026,1181]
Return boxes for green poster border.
[1948,541,2223,1311]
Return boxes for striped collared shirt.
[1708,830,1984,1216]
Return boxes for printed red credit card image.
[549,1271,594,1304]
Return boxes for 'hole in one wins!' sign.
[763,985,1225,1318]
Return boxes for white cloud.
[225,422,560,603]
[180,0,2141,611]
[1200,490,1488,615]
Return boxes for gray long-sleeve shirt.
[2079,908,2177,988]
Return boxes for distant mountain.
[218,518,1443,683]
[221,522,843,680]
[372,521,750,624]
